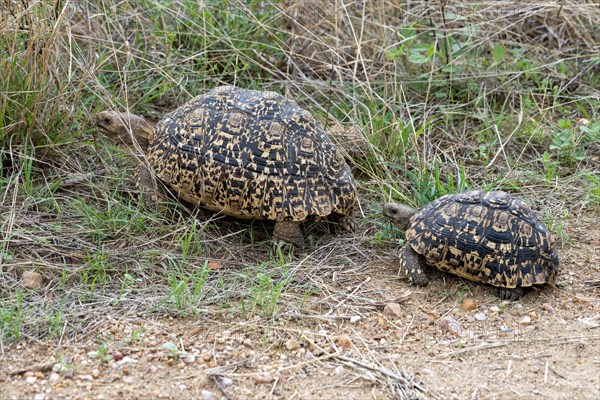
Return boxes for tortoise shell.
[146,86,356,223]
[406,190,559,289]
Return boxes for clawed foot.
[409,272,429,287]
[499,287,524,300]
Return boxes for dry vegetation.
[1,1,599,399]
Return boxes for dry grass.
[1,1,599,398]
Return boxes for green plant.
[402,160,471,206]
[0,290,24,341]
[80,246,110,295]
[72,196,149,242]
[549,119,585,165]
[179,219,204,260]
[53,355,75,374]
[88,342,111,363]
[584,173,600,208]
[541,151,559,184]
[163,341,187,358]
[156,259,210,315]
[127,328,145,345]
[47,308,64,339]
[117,273,135,302]
[0,0,87,178]
[456,284,470,304]
[246,265,292,318]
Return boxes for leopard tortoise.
[97,86,356,248]
[382,190,559,300]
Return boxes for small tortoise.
[383,190,559,300]
[97,86,356,248]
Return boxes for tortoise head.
[382,202,416,231]
[96,111,153,151]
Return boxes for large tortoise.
[96,86,356,248]
[383,190,559,300]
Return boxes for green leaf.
[407,51,429,65]
[444,13,465,21]
[557,118,571,129]
[387,48,404,60]
[441,64,457,74]
[163,342,179,352]
[492,44,505,64]
[398,25,416,40]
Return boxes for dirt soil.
[1,213,599,400]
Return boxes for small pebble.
[79,375,93,382]
[183,354,196,364]
[541,303,554,313]
[26,376,37,384]
[123,376,136,384]
[490,305,500,313]
[254,372,274,384]
[33,394,45,400]
[383,302,402,318]
[350,315,361,323]
[49,373,60,384]
[206,261,222,270]
[520,315,532,324]
[219,376,233,387]
[334,366,344,375]
[529,311,537,321]
[22,271,43,290]
[461,298,477,311]
[474,312,487,321]
[200,390,217,400]
[438,316,463,336]
[304,351,314,360]
[91,369,100,378]
[338,334,352,349]
[118,356,134,365]
[285,338,301,351]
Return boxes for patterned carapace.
[146,86,356,224]
[405,190,559,289]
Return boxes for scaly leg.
[273,220,304,251]
[136,163,166,209]
[399,245,429,287]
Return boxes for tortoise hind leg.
[273,221,304,250]
[499,287,524,300]
[399,246,429,287]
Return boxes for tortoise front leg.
[273,220,304,250]
[136,163,166,209]
[399,245,429,287]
